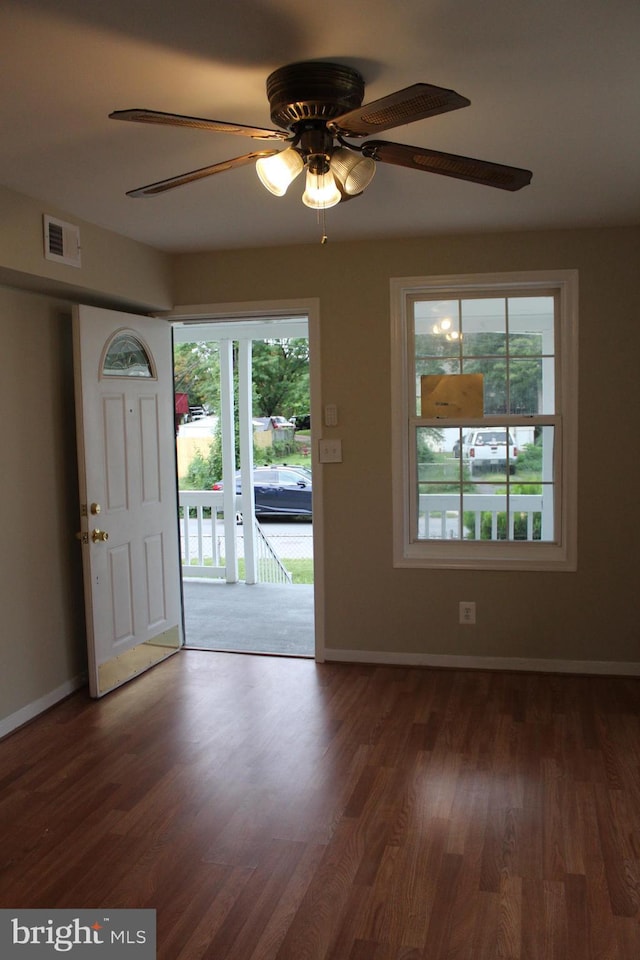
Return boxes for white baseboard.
[323,649,640,677]
[0,674,87,740]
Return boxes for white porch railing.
[179,490,292,584]
[418,493,548,540]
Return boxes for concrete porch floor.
[182,579,315,658]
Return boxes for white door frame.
[166,298,324,662]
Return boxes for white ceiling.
[2,0,639,252]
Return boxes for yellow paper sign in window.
[421,373,484,418]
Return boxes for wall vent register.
[43,214,81,268]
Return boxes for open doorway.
[173,311,316,658]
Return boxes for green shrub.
[184,435,311,488]
[185,447,218,489]
[464,483,542,540]
[516,439,543,474]
[417,430,439,463]
[272,439,295,460]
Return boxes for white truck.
[463,429,518,476]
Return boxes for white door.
[73,305,182,697]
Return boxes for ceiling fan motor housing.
[266,61,365,130]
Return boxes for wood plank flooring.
[1,652,639,958]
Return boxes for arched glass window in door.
[102,330,155,378]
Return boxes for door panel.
[73,306,182,697]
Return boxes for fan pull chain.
[319,206,328,244]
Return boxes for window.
[102,331,155,378]
[391,271,578,570]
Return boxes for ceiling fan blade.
[330,84,470,138]
[110,109,289,142]
[363,140,532,191]
[125,150,279,197]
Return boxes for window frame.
[390,270,578,571]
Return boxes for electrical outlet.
[459,601,476,624]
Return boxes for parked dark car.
[292,414,311,431]
[212,466,312,518]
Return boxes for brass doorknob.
[91,529,109,543]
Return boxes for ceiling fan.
[110,60,532,212]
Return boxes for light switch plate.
[319,438,342,463]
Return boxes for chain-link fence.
[249,522,313,584]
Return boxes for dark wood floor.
[1,652,639,959]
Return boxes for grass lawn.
[280,558,314,584]
[186,556,313,585]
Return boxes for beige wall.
[0,186,172,730]
[1,218,638,731]
[173,226,640,665]
[0,286,86,721]
[0,184,173,311]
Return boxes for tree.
[174,342,220,412]
[415,331,542,415]
[251,338,309,417]
[174,337,311,420]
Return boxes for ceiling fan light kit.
[329,148,376,196]
[302,169,341,210]
[110,59,532,236]
[255,147,304,196]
